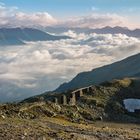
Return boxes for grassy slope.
[55,53,140,92]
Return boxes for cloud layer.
[0,31,140,102]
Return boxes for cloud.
[0,4,57,27]
[57,13,127,29]
[0,31,140,102]
[0,2,5,6]
[91,6,99,11]
[0,4,136,29]
[13,12,57,27]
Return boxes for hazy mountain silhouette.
[45,26,140,38]
[0,28,70,46]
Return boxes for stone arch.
[75,90,83,100]
[60,95,67,105]
[69,93,76,105]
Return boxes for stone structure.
[52,85,93,105]
[61,95,67,105]
[69,93,76,106]
[54,97,58,104]
[72,90,83,101]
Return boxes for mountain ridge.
[55,53,140,92]
[0,27,70,46]
[44,26,140,38]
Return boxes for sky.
[0,0,140,14]
[0,0,140,28]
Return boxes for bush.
[111,101,125,114]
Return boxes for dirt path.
[41,120,140,140]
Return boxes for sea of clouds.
[0,31,140,102]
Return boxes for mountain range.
[0,26,139,46]
[0,28,70,46]
[45,26,140,38]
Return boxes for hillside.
[55,53,140,92]
[0,28,70,46]
[0,78,140,139]
[22,78,140,122]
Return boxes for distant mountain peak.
[0,27,70,46]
